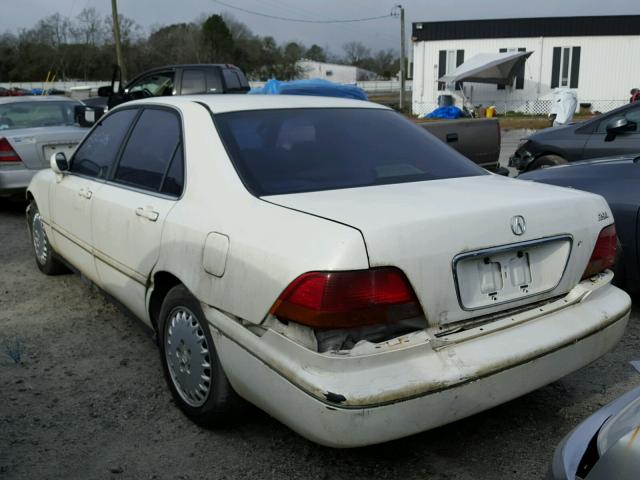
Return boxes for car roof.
[0,95,81,105]
[125,94,388,114]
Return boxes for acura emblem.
[511,215,526,236]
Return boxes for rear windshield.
[214,108,486,196]
[0,101,77,130]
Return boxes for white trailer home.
[296,60,379,83]
[411,15,640,116]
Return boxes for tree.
[304,44,326,62]
[342,41,370,66]
[201,14,234,63]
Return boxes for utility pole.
[111,0,126,82]
[397,5,406,111]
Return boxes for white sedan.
[26,95,631,447]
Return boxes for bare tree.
[342,41,371,66]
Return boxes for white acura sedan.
[26,95,631,447]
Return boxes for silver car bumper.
[0,166,37,197]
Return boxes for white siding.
[297,60,378,83]
[412,35,640,115]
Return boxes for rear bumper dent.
[205,278,631,447]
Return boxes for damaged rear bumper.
[204,273,631,447]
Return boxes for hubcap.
[164,307,212,407]
[32,212,48,265]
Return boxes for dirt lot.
[1,200,638,480]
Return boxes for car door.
[91,107,184,321]
[583,104,640,159]
[109,71,176,109]
[50,108,138,282]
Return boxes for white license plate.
[454,237,571,310]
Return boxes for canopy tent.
[439,51,533,85]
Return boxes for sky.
[1,0,639,54]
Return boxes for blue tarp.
[422,105,464,119]
[249,78,368,101]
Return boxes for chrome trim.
[49,222,146,286]
[451,234,574,312]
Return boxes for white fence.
[2,79,412,95]
[412,99,628,117]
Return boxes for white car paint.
[27,94,631,447]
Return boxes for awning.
[439,51,533,85]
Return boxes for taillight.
[582,224,617,279]
[269,268,423,329]
[0,138,21,163]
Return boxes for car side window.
[181,70,206,95]
[113,108,182,194]
[624,108,640,131]
[128,72,175,98]
[596,105,640,133]
[70,109,138,179]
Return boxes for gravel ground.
[1,199,638,480]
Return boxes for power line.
[211,0,393,23]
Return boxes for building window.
[325,70,333,77]
[497,48,526,90]
[551,46,581,88]
[438,49,464,91]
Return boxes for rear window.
[222,69,249,92]
[214,108,486,196]
[0,101,77,130]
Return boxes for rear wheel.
[158,285,244,426]
[528,155,567,170]
[28,202,69,275]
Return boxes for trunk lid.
[3,126,87,169]
[265,175,610,326]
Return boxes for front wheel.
[527,154,568,171]
[28,202,69,275]
[158,285,244,426]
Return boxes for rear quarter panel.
[150,100,370,325]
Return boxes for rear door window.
[70,108,138,179]
[113,108,182,194]
[181,69,207,95]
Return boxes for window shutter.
[438,50,446,91]
[551,47,561,88]
[516,47,526,90]
[455,50,464,91]
[497,48,507,90]
[570,46,581,88]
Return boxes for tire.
[158,285,243,427]
[27,202,69,275]
[527,155,568,171]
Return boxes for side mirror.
[605,117,636,142]
[97,85,113,97]
[50,152,69,174]
[606,117,629,134]
[74,105,104,128]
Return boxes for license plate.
[454,237,571,310]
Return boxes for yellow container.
[486,106,496,118]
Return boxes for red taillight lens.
[582,224,617,279]
[0,138,21,163]
[269,268,423,329]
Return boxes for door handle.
[78,187,92,199]
[135,207,159,222]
